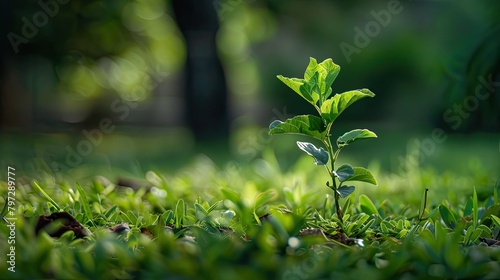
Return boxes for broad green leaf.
[277,75,316,105]
[299,72,320,105]
[318,58,340,99]
[296,141,329,165]
[334,164,354,182]
[304,57,319,81]
[269,115,327,141]
[337,186,355,198]
[337,129,377,148]
[439,205,457,229]
[320,89,375,123]
[359,194,379,216]
[344,167,377,185]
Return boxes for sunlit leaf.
[337,129,377,148]
[269,115,327,141]
[277,75,317,105]
[359,195,379,216]
[296,141,329,165]
[344,167,377,185]
[320,89,375,123]
[299,72,320,105]
[318,58,340,100]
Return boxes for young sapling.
[269,57,378,223]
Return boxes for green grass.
[1,135,500,279]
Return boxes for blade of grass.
[33,181,62,211]
[104,205,119,220]
[76,182,95,227]
[473,187,478,229]
[175,199,186,229]
[491,215,500,229]
[1,197,8,223]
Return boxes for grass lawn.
[1,131,499,279]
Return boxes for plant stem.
[325,137,343,223]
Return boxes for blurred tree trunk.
[172,0,229,142]
[0,0,14,130]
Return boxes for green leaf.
[175,199,186,229]
[439,205,457,229]
[206,200,222,215]
[304,57,319,81]
[163,210,174,226]
[337,186,355,198]
[296,141,329,165]
[104,205,118,220]
[491,215,500,229]
[318,58,340,99]
[473,187,478,229]
[320,89,375,123]
[304,58,341,103]
[76,183,93,225]
[334,164,354,182]
[422,208,439,220]
[337,129,377,148]
[299,72,320,105]
[359,194,379,216]
[195,203,208,218]
[255,190,276,209]
[269,115,327,141]
[343,167,377,185]
[277,75,316,105]
[221,188,241,204]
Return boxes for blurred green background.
[0,0,498,180]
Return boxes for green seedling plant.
[269,57,378,223]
